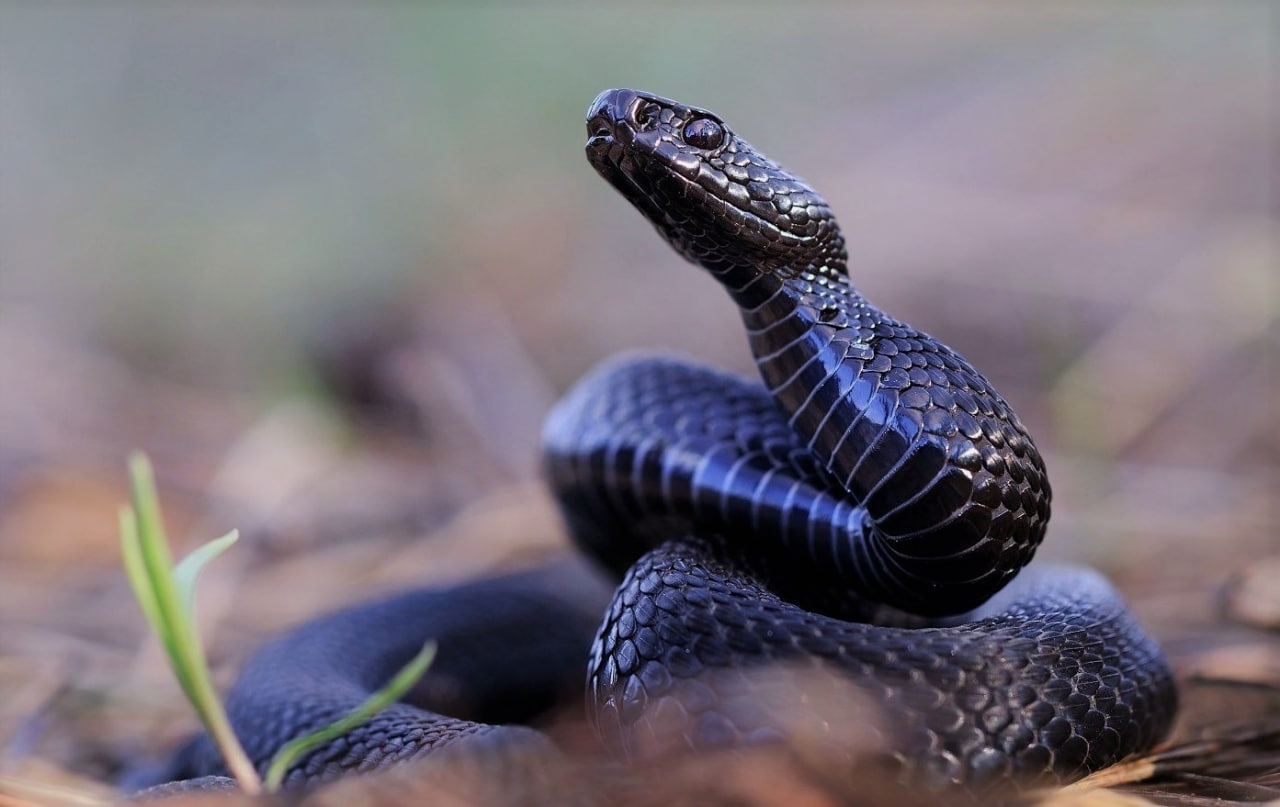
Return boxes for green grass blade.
[120,507,163,633]
[173,529,239,615]
[121,452,262,795]
[125,456,192,698]
[263,641,438,791]
[127,454,203,706]
[124,452,431,794]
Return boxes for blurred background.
[0,3,1274,801]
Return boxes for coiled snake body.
[153,89,1176,792]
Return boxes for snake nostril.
[632,100,661,131]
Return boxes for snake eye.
[633,100,661,131]
[682,117,724,150]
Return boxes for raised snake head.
[586,88,848,293]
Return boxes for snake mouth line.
[586,138,675,232]
[586,135,611,151]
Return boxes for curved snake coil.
[148,89,1176,793]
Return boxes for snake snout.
[585,102,622,154]
[587,88,639,128]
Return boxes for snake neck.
[739,269,1052,603]
[704,248,847,311]
[739,270,892,495]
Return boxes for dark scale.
[563,88,1173,785]
[139,89,1175,796]
[576,88,1052,616]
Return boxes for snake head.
[586,89,847,292]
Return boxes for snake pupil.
[683,117,724,150]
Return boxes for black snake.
[143,89,1177,794]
